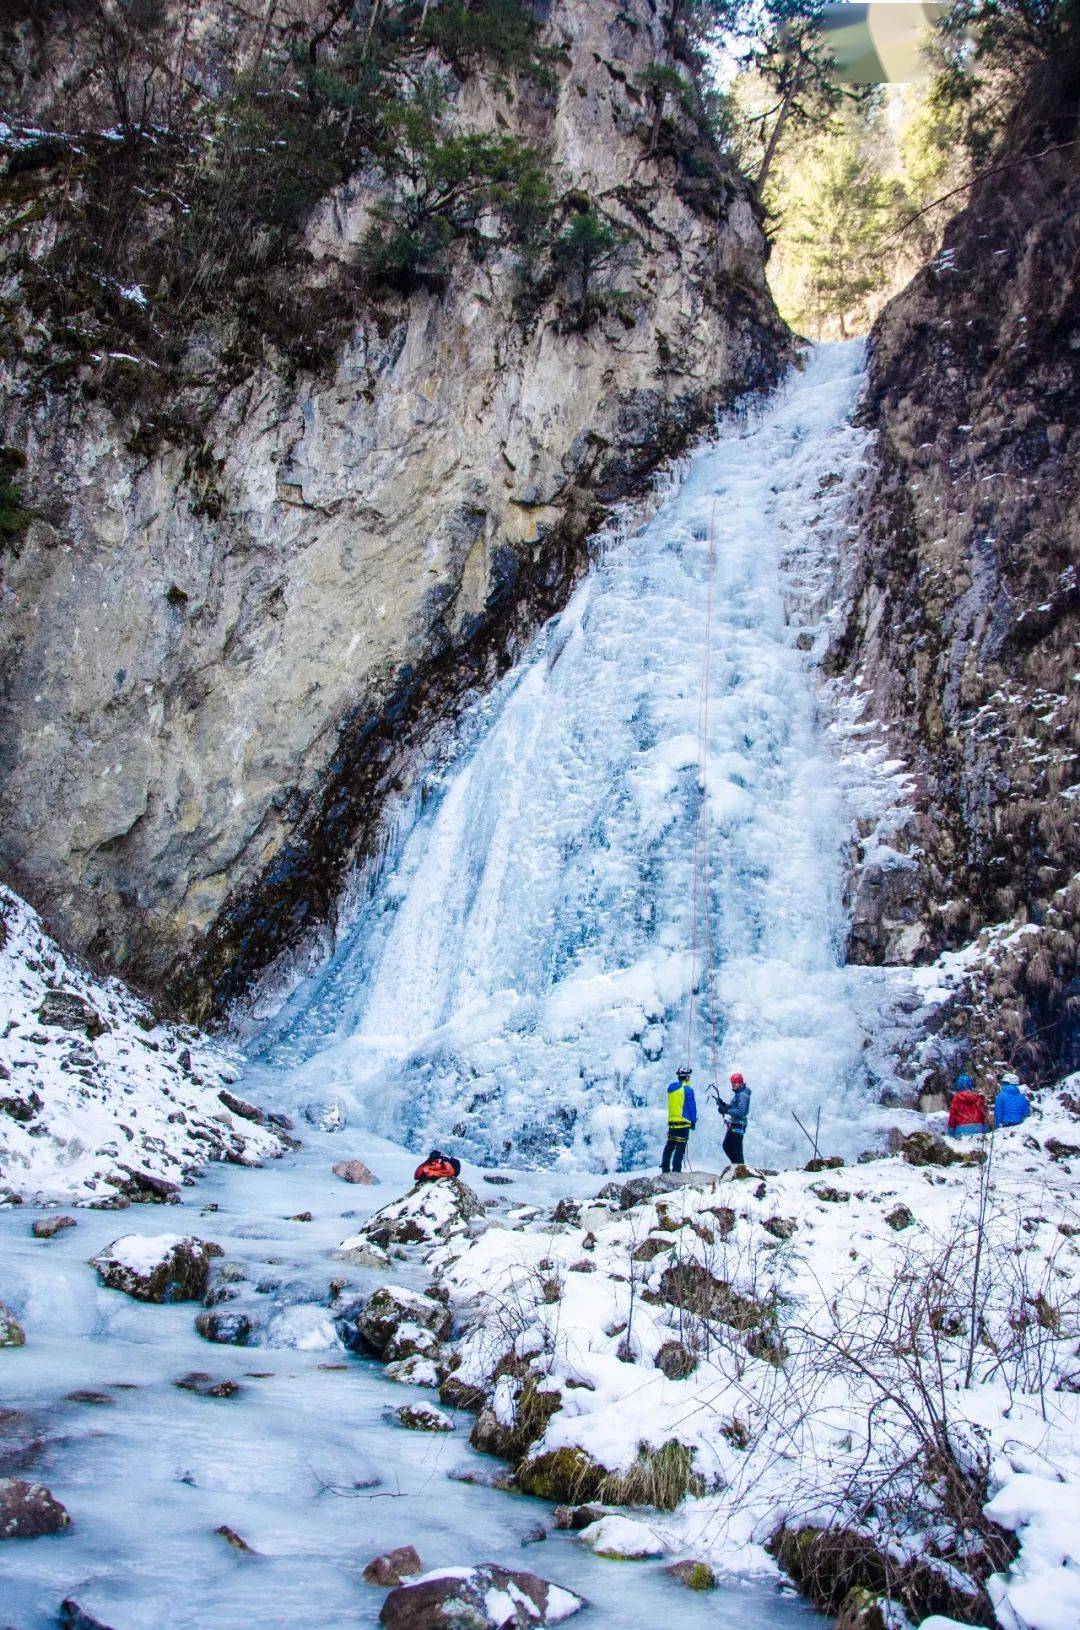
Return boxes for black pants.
[723,1127,744,1166]
[661,1129,690,1172]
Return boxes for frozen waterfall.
[247,341,904,1171]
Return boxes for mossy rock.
[666,1559,717,1590]
[518,1440,703,1512]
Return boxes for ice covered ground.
[247,341,913,1174]
[0,886,284,1203]
[0,1130,821,1630]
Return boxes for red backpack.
[414,1152,461,1182]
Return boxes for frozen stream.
[1,1135,819,1630]
[249,341,899,1173]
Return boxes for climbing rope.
[685,499,721,1088]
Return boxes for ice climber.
[994,1072,1030,1128]
[661,1066,697,1173]
[715,1071,751,1167]
[947,1075,991,1136]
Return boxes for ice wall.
[247,343,904,1170]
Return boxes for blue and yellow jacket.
[667,1080,697,1130]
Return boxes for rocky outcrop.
[0,1,787,1023]
[831,45,1080,1085]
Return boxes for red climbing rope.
[685,499,721,1085]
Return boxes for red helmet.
[729,1072,745,1087]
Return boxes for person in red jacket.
[947,1074,991,1136]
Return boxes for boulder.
[173,1372,241,1398]
[195,1309,257,1346]
[631,1236,674,1263]
[385,1355,442,1388]
[111,1167,180,1204]
[358,1181,485,1251]
[395,1403,453,1432]
[334,1236,391,1271]
[761,1216,797,1241]
[379,1562,584,1627]
[32,1214,77,1239]
[657,1263,766,1329]
[218,1089,265,1123]
[364,1545,424,1586]
[803,1156,844,1173]
[0,1301,25,1347]
[617,1173,725,1209]
[810,1184,850,1205]
[578,1514,669,1559]
[885,1205,915,1231]
[552,1505,606,1531]
[91,1235,222,1302]
[37,989,107,1038]
[333,1159,379,1185]
[0,1477,70,1537]
[439,1374,485,1412]
[895,1131,961,1169]
[665,1559,717,1590]
[342,1285,452,1358]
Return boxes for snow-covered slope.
[247,342,913,1171]
[401,1092,1080,1630]
[0,886,286,1203]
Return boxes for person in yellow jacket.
[661,1065,697,1173]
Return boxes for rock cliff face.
[0,1,788,1021]
[830,50,1080,1087]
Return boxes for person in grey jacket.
[715,1072,751,1166]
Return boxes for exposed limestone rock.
[364,1545,423,1587]
[90,1234,223,1302]
[0,2,786,1023]
[0,1477,70,1537]
[32,1214,77,1238]
[332,1159,379,1185]
[829,57,1080,1084]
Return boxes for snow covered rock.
[364,1545,424,1586]
[578,1515,670,1559]
[358,1181,485,1250]
[333,1236,391,1271]
[341,1285,452,1358]
[91,1235,222,1302]
[0,1477,70,1538]
[0,886,286,1203]
[37,989,108,1037]
[394,1403,453,1433]
[304,1097,347,1132]
[378,1563,585,1627]
[333,1159,379,1184]
[0,1300,25,1346]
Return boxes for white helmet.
[1001,1072,1021,1087]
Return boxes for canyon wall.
[0,1,788,1021]
[832,49,1080,1087]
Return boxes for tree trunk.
[756,86,794,197]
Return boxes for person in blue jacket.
[716,1072,751,1167]
[994,1072,1030,1128]
[661,1066,697,1173]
